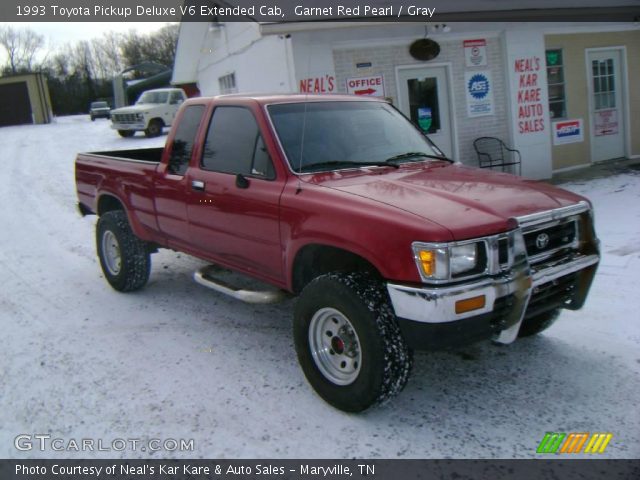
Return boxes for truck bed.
[82,147,164,163]
[75,148,163,241]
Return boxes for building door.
[397,65,454,159]
[0,81,32,127]
[588,49,626,162]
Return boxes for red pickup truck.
[76,94,600,412]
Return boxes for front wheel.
[294,273,413,412]
[118,130,135,138]
[96,210,150,292]
[144,119,163,138]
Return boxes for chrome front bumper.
[111,123,145,130]
[387,253,600,345]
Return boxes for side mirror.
[235,174,250,189]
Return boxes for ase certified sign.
[464,71,494,117]
[346,75,385,97]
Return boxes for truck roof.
[143,88,184,93]
[186,93,385,106]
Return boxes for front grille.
[525,272,578,319]
[524,220,576,263]
[112,113,139,124]
[498,237,509,266]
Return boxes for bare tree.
[0,25,45,73]
[121,23,179,69]
[91,32,124,79]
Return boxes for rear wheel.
[144,119,163,137]
[294,273,413,412]
[118,130,135,138]
[96,210,150,292]
[518,309,560,337]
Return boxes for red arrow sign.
[354,88,376,95]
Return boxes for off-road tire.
[96,210,150,292]
[91,116,95,121]
[144,119,163,138]
[118,130,135,138]
[294,272,413,412]
[518,309,561,337]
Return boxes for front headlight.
[450,243,478,275]
[413,241,485,282]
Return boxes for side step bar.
[194,265,287,304]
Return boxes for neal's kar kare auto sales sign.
[465,71,494,117]
[514,56,545,134]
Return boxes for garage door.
[0,81,32,127]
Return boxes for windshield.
[267,101,446,173]
[91,102,108,108]
[137,91,169,104]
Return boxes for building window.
[592,58,616,110]
[218,73,237,95]
[546,49,566,119]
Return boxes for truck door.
[186,105,285,283]
[153,103,206,249]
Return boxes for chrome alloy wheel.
[101,230,122,276]
[308,307,362,386]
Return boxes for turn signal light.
[455,295,486,314]
[418,250,435,276]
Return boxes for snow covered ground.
[1,116,639,459]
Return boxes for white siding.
[194,23,294,96]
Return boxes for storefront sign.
[594,109,619,136]
[464,39,487,67]
[299,75,335,94]
[553,119,584,145]
[346,75,385,97]
[514,56,545,134]
[465,71,494,117]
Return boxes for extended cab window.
[167,105,205,176]
[201,106,275,179]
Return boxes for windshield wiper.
[298,160,399,173]
[385,152,451,163]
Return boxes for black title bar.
[1,459,640,480]
[0,1,638,22]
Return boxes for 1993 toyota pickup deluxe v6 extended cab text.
[75,94,600,412]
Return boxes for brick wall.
[332,36,510,165]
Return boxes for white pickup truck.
[110,88,187,138]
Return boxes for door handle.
[191,180,205,191]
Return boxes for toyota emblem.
[535,233,550,250]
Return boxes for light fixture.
[432,23,452,33]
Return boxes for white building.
[172,4,640,179]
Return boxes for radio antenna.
[296,41,313,194]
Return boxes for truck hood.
[306,162,586,240]
[110,104,159,114]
